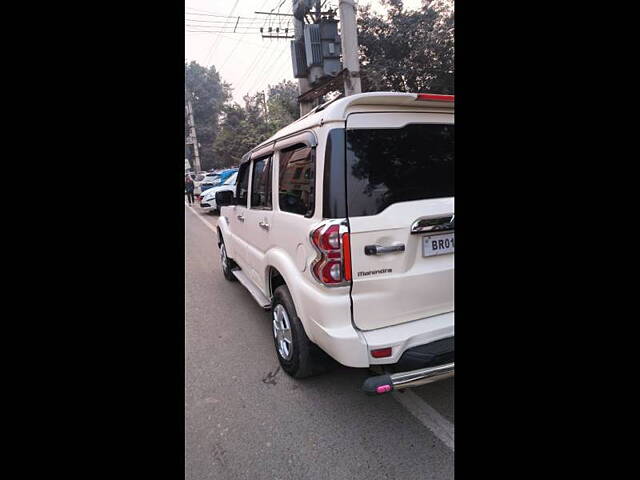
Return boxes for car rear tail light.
[310,221,351,286]
[371,347,392,358]
[416,93,455,102]
[342,233,352,281]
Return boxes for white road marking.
[186,201,454,450]
[392,390,454,451]
[185,202,219,237]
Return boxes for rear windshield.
[345,123,454,216]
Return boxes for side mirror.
[216,190,235,207]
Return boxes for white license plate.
[422,233,455,257]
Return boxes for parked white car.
[199,173,221,194]
[215,92,454,395]
[199,172,237,213]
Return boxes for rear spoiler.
[335,92,455,116]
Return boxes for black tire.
[219,238,237,282]
[271,285,335,378]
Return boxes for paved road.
[185,204,454,480]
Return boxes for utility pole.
[293,11,315,115]
[260,90,269,123]
[185,89,202,173]
[338,0,362,96]
[290,0,358,113]
[306,1,325,99]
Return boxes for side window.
[250,156,272,210]
[278,146,315,216]
[236,162,250,207]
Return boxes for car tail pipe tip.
[362,362,454,395]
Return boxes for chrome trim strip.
[411,215,455,234]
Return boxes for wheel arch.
[266,265,287,300]
[263,251,317,343]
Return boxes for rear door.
[346,112,454,331]
[243,155,274,291]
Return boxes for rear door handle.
[364,244,405,255]
[237,215,244,222]
[258,220,270,231]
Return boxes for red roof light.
[416,93,454,102]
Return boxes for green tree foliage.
[185,61,230,170]
[211,80,300,169]
[266,81,300,131]
[358,0,454,94]
[210,104,248,168]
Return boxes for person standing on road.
[185,175,195,205]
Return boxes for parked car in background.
[215,92,455,395]
[199,171,238,213]
[200,168,238,194]
[199,172,219,194]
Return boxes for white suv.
[215,92,454,395]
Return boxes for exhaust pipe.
[362,362,454,395]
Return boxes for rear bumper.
[361,311,454,365]
[362,336,454,394]
[392,336,454,371]
[303,308,453,369]
[362,362,454,395]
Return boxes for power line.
[217,1,285,73]
[185,31,265,48]
[185,20,291,30]
[185,19,292,29]
[185,29,262,34]
[185,1,292,104]
[237,1,294,94]
[218,30,258,70]
[243,42,288,94]
[185,11,251,18]
[244,46,282,92]
[184,1,276,17]
[235,42,276,93]
[236,37,283,93]
[199,11,270,74]
[203,0,241,66]
[186,24,263,30]
[185,6,221,14]
[247,44,291,94]
[184,0,284,17]
[184,17,269,24]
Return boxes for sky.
[185,0,425,104]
